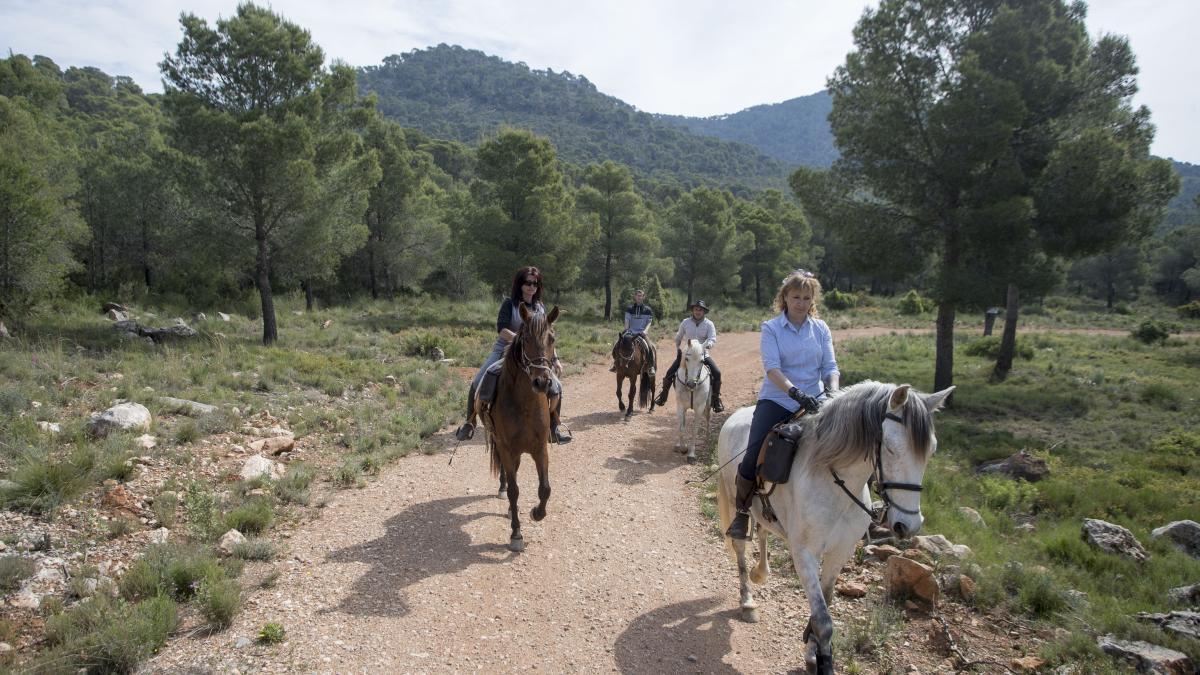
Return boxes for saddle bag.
[757,420,805,484]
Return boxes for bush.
[174,419,201,445]
[225,498,274,535]
[232,539,276,561]
[0,555,36,591]
[40,593,178,673]
[1176,300,1200,319]
[1130,320,1175,345]
[274,463,314,505]
[824,289,857,310]
[898,289,933,315]
[197,576,241,629]
[120,544,224,601]
[184,483,222,542]
[151,492,178,528]
[963,336,1034,360]
[401,332,442,358]
[2,449,92,516]
[1139,382,1182,411]
[257,621,286,644]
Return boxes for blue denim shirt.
[758,312,838,412]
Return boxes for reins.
[830,410,923,524]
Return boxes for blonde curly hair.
[774,269,822,319]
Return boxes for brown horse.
[478,304,560,552]
[613,332,655,419]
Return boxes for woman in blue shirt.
[455,266,569,444]
[726,270,840,539]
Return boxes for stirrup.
[454,422,475,441]
[712,397,725,413]
[726,511,751,540]
[550,426,572,444]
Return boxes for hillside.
[356,45,789,190]
[656,92,837,168]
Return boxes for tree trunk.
[603,250,613,320]
[303,280,314,312]
[1106,280,1115,309]
[141,217,152,290]
[934,300,956,397]
[992,283,1020,382]
[256,224,277,345]
[368,238,378,300]
[754,273,761,306]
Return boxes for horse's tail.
[717,469,736,558]
[639,371,653,408]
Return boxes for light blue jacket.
[758,312,838,412]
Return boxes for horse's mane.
[799,380,934,471]
[504,309,551,371]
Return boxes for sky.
[3,0,1198,164]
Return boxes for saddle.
[477,360,505,406]
[754,411,810,522]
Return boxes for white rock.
[218,529,247,556]
[958,506,985,527]
[87,402,152,438]
[135,435,157,450]
[10,589,40,609]
[0,642,12,653]
[149,527,170,544]
[35,565,65,584]
[915,534,972,560]
[159,396,217,416]
[218,312,231,322]
[241,454,284,481]
[36,421,61,434]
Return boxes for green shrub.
[2,449,93,516]
[225,498,274,535]
[233,539,276,561]
[1175,300,1200,319]
[1150,429,1200,456]
[274,463,314,505]
[898,289,932,315]
[963,336,1034,360]
[197,576,241,629]
[174,419,200,445]
[978,476,1038,513]
[402,332,442,358]
[1016,570,1067,618]
[107,517,139,539]
[184,483,222,542]
[40,593,178,673]
[0,555,36,591]
[824,289,857,310]
[0,388,29,416]
[1131,319,1174,345]
[333,461,363,488]
[151,493,178,528]
[257,621,286,644]
[1139,382,1182,411]
[120,544,224,601]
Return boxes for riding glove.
[788,386,821,414]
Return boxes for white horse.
[673,339,711,464]
[715,381,953,674]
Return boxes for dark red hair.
[510,266,543,305]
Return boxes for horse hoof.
[530,505,546,521]
[508,537,525,552]
[497,489,507,499]
[686,455,697,464]
[741,607,759,623]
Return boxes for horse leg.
[675,402,687,453]
[616,374,626,412]
[529,450,550,522]
[750,524,770,584]
[686,403,698,464]
[497,466,508,499]
[625,375,635,419]
[732,537,759,623]
[505,455,524,552]
[792,547,834,675]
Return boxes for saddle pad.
[757,421,805,484]
[478,360,504,404]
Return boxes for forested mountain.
[656,92,837,168]
[356,45,788,190]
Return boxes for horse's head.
[618,331,636,352]
[877,384,954,537]
[681,339,707,387]
[515,304,559,393]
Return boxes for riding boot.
[645,345,656,377]
[550,424,572,444]
[454,383,478,441]
[653,375,672,407]
[609,341,619,372]
[710,373,725,413]
[726,474,756,540]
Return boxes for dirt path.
[144,330,1028,674]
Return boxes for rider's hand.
[788,386,820,414]
[553,357,563,377]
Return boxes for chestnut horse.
[613,332,655,419]
[478,304,560,552]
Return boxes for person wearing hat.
[653,299,724,412]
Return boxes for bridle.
[516,331,556,381]
[831,410,924,525]
[676,352,709,409]
[615,335,638,369]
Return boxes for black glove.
[788,386,820,414]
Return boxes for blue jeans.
[737,400,795,481]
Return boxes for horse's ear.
[922,386,955,412]
[888,384,911,410]
[547,306,560,324]
[519,303,531,322]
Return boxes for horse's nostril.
[892,521,907,538]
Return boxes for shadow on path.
[613,597,741,675]
[322,494,510,617]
